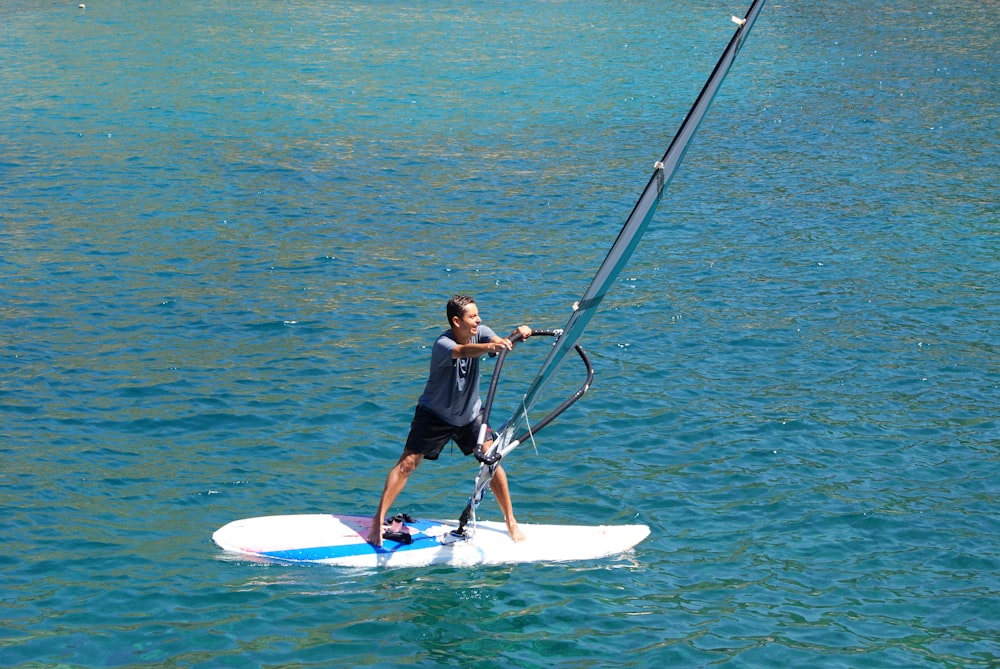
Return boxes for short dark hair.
[447,295,475,324]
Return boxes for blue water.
[2,0,998,666]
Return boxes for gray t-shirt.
[416,324,498,426]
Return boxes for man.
[367,295,530,547]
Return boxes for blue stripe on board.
[260,526,446,561]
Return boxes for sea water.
[1,0,997,667]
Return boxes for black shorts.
[405,405,486,461]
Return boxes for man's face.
[453,303,481,341]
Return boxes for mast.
[459,0,768,532]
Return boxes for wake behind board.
[213,514,649,568]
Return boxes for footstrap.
[382,530,413,545]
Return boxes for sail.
[453,1,768,536]
[493,0,767,455]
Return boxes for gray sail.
[455,1,769,535]
[494,0,768,456]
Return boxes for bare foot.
[367,521,383,547]
[508,522,526,543]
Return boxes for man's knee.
[396,451,423,476]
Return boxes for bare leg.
[489,464,525,543]
[367,449,423,546]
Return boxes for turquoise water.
[2,0,998,666]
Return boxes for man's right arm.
[452,339,510,359]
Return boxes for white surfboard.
[213,514,650,568]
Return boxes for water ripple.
[2,0,998,667]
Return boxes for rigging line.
[521,397,538,456]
